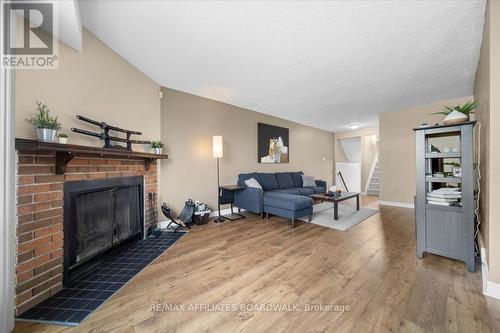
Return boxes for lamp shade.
[213,135,223,158]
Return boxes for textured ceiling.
[79,0,486,132]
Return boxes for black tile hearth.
[17,231,185,327]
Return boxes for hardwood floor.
[14,196,500,332]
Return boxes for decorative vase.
[443,111,469,125]
[58,137,68,144]
[36,128,57,142]
[153,147,162,154]
[452,167,462,178]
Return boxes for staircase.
[366,161,380,196]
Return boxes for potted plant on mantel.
[151,140,164,154]
[433,100,480,125]
[58,133,68,144]
[26,101,61,142]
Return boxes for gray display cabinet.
[414,121,475,272]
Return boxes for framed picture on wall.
[258,123,289,163]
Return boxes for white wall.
[339,137,361,162]
[336,162,361,193]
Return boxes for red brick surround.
[15,150,158,315]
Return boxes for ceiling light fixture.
[348,123,360,130]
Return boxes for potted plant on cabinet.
[433,100,480,125]
[26,101,61,142]
[58,133,68,144]
[151,140,163,154]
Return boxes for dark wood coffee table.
[311,192,360,220]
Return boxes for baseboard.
[485,281,500,299]
[479,232,489,293]
[156,208,246,228]
[478,232,500,300]
[378,200,414,209]
[210,207,246,218]
[157,219,172,230]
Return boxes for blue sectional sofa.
[233,171,326,227]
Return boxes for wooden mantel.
[15,138,168,174]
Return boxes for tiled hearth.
[17,232,185,326]
[15,148,159,315]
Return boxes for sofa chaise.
[233,171,326,227]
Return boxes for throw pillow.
[245,177,262,189]
[301,175,316,187]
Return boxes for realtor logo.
[2,1,58,69]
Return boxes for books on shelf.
[431,188,461,194]
[427,188,461,206]
[426,197,459,203]
[427,193,462,199]
[427,200,456,206]
[427,200,462,207]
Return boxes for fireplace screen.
[64,176,143,283]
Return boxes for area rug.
[300,202,378,231]
[16,231,186,327]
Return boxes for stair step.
[367,161,380,195]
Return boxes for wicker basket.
[193,210,211,225]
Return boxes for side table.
[219,185,246,221]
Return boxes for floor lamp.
[213,135,225,223]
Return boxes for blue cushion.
[263,192,313,211]
[258,173,279,191]
[275,172,294,189]
[291,187,315,196]
[238,172,262,187]
[265,206,312,220]
[305,186,326,194]
[271,189,301,195]
[290,172,304,187]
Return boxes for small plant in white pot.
[151,140,163,154]
[58,133,68,144]
[432,100,479,125]
[26,101,61,142]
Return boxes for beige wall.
[379,96,472,205]
[474,0,500,284]
[15,29,161,151]
[160,87,335,213]
[335,128,378,191]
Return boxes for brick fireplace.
[14,140,165,315]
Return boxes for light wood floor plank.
[13,196,500,333]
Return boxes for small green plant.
[58,133,68,138]
[432,100,479,117]
[444,161,461,168]
[151,140,163,148]
[26,101,61,130]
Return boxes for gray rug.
[300,202,378,231]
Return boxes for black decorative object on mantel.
[71,115,151,151]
